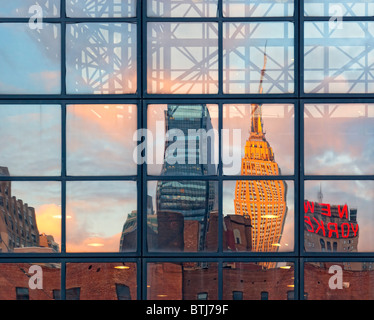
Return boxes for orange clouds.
[35,203,61,246]
[67,104,137,146]
[66,232,123,253]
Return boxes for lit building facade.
[233,104,288,254]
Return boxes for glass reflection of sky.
[223,0,294,17]
[304,21,374,94]
[0,105,61,176]
[147,0,218,17]
[223,22,294,94]
[304,0,374,17]
[147,22,218,94]
[66,23,137,94]
[0,0,60,17]
[305,104,374,175]
[0,23,61,94]
[67,104,137,176]
[67,0,136,17]
[66,181,137,253]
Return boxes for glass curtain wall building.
[0,0,373,300]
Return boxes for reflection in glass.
[223,104,294,175]
[304,262,374,300]
[148,181,218,253]
[304,181,374,253]
[223,0,294,17]
[67,104,137,176]
[0,0,60,17]
[224,181,294,255]
[0,263,61,300]
[67,0,136,17]
[66,181,137,252]
[147,22,218,94]
[305,104,374,175]
[223,22,294,94]
[0,181,61,253]
[0,23,61,94]
[304,22,374,94]
[147,0,218,17]
[304,0,374,17]
[66,23,137,94]
[147,262,218,300]
[66,263,137,300]
[223,262,294,300]
[147,104,218,176]
[0,105,61,176]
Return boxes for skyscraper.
[156,105,217,251]
[234,45,288,256]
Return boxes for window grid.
[0,0,372,300]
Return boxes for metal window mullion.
[60,0,67,301]
[218,0,223,95]
[218,101,223,255]
[218,259,223,300]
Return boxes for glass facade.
[0,0,373,302]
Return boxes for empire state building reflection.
[234,44,288,257]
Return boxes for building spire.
[251,41,268,135]
[317,183,323,203]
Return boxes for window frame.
[0,0,372,301]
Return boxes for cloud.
[66,232,123,253]
[65,181,137,252]
[34,203,61,246]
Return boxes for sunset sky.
[0,2,373,255]
[1,102,373,253]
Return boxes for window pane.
[67,104,137,176]
[0,105,61,176]
[0,0,60,17]
[304,21,374,94]
[0,263,61,300]
[66,181,137,252]
[223,22,294,94]
[147,262,218,300]
[304,181,373,253]
[66,263,137,300]
[0,23,61,94]
[223,262,294,300]
[0,181,61,253]
[66,23,137,94]
[147,104,218,176]
[147,181,218,253]
[147,0,218,17]
[67,0,136,17]
[304,262,374,299]
[223,104,294,176]
[147,22,218,94]
[223,0,294,17]
[223,180,294,253]
[304,0,374,17]
[305,104,374,175]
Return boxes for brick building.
[0,167,39,252]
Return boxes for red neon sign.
[304,201,358,239]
